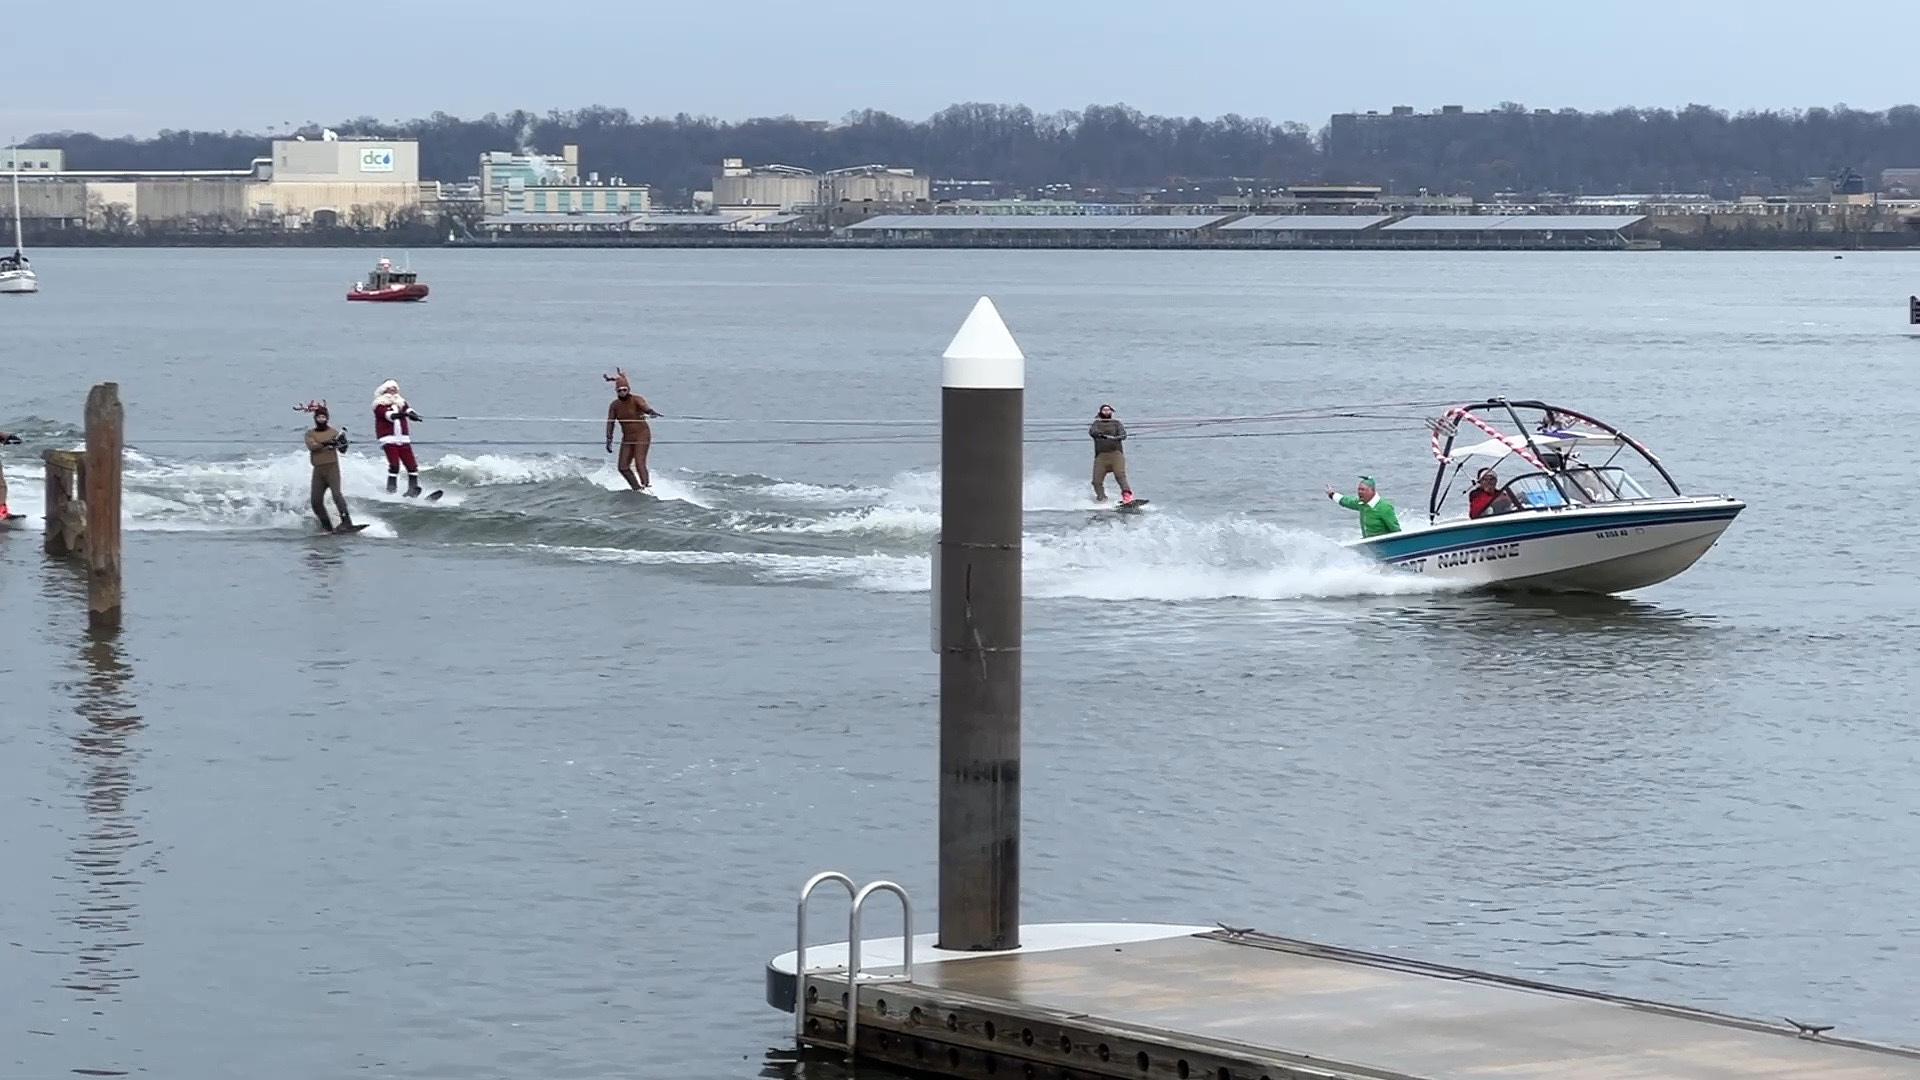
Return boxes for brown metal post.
[84,383,123,631]
[936,299,1025,953]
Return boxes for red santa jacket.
[373,396,420,445]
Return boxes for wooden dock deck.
[787,926,1920,1080]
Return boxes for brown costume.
[1088,408,1131,502]
[603,368,660,490]
[0,429,13,515]
[300,403,353,530]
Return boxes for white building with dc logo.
[257,132,431,227]
[5,130,432,231]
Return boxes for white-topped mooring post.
[936,297,1025,952]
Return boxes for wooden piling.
[84,383,123,631]
[42,448,86,558]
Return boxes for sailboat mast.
[9,146,22,254]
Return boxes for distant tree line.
[29,102,1920,200]
[1323,102,1920,197]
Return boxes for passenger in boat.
[301,402,355,532]
[1562,467,1611,503]
[1088,403,1132,504]
[1468,468,1516,518]
[604,368,661,490]
[1324,475,1401,537]
[0,428,21,519]
[372,379,425,497]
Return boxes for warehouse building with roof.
[1374,214,1648,248]
[841,211,1648,249]
[1216,214,1394,246]
[844,213,1230,247]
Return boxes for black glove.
[333,434,350,451]
[405,409,422,422]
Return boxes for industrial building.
[473,210,800,238]
[1372,214,1648,247]
[709,158,930,213]
[2,148,64,172]
[3,132,431,230]
[841,211,1650,249]
[1216,214,1395,245]
[845,214,1229,247]
[478,145,652,216]
[256,134,430,225]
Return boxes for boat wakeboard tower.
[1346,397,1744,594]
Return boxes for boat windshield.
[1561,465,1651,503]
[1501,473,1570,509]
[1500,466,1651,510]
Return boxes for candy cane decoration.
[1428,406,1547,470]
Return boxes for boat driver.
[1468,468,1516,518]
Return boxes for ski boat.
[347,257,427,302]
[1348,399,1743,594]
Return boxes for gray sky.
[6,0,1914,138]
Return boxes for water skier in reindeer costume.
[604,368,662,491]
[297,400,359,533]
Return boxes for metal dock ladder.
[794,871,915,1056]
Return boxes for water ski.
[1114,498,1151,512]
[425,490,443,502]
[322,523,372,536]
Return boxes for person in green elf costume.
[1324,474,1401,537]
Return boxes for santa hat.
[373,379,403,406]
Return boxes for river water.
[3,248,1918,1079]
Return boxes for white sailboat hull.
[0,268,37,294]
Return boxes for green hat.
[1359,475,1376,487]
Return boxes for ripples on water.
[2,249,1918,1078]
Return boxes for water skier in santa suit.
[372,379,426,497]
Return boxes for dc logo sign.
[359,147,395,173]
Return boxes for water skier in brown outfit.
[299,401,355,532]
[604,368,662,491]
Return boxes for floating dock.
[770,921,1920,1080]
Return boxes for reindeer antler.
[603,367,628,383]
[294,399,328,413]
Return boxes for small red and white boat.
[347,257,428,302]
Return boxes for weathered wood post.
[42,448,86,557]
[936,298,1025,952]
[84,383,123,631]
